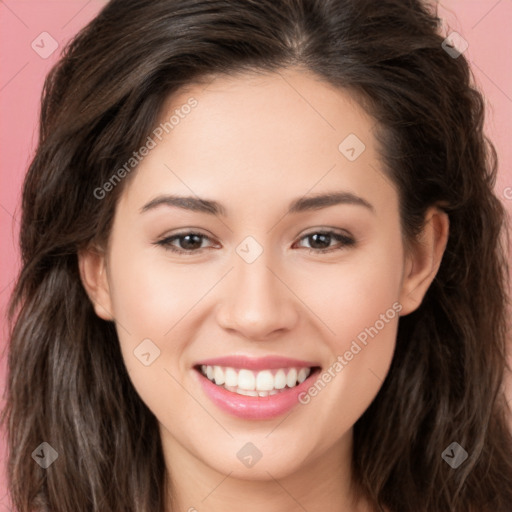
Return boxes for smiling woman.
[2,1,512,512]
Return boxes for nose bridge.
[216,236,297,338]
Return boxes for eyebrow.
[140,191,375,216]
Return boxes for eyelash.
[154,230,356,256]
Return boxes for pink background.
[1,0,511,507]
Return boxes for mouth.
[194,364,322,398]
[192,356,322,420]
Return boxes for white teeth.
[255,370,274,391]
[213,366,225,386]
[224,367,238,387]
[297,368,309,384]
[238,369,256,390]
[200,365,312,394]
[223,384,281,397]
[286,368,297,388]
[237,388,258,397]
[274,369,287,389]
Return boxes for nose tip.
[215,257,298,340]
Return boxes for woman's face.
[81,67,443,483]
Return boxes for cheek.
[105,240,192,393]
[106,249,193,422]
[107,243,199,337]
[295,240,403,433]
[301,235,403,346]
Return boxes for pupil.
[182,234,202,249]
[310,233,330,249]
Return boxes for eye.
[294,230,356,253]
[154,232,216,255]
[154,229,355,256]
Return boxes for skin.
[79,66,449,512]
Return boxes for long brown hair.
[2,0,511,511]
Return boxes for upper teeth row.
[201,365,311,391]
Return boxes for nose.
[216,248,299,341]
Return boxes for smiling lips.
[194,355,321,420]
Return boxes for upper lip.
[194,355,320,371]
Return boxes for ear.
[399,206,449,316]
[78,246,114,321]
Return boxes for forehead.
[118,67,394,219]
[159,67,375,152]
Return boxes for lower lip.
[194,367,320,420]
